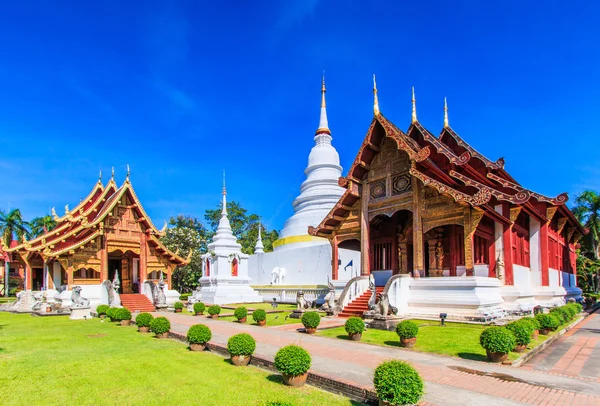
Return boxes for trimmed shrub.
[563,304,577,320]
[550,307,569,324]
[135,312,154,327]
[208,305,221,316]
[96,304,110,316]
[187,324,212,344]
[179,293,191,301]
[274,345,311,377]
[519,316,540,332]
[106,307,118,320]
[115,308,132,322]
[536,313,560,331]
[396,320,419,340]
[344,317,365,335]
[174,301,184,310]
[480,326,516,354]
[506,320,531,346]
[252,309,267,323]
[150,317,171,335]
[572,302,583,313]
[234,306,248,320]
[227,333,256,356]
[193,302,206,314]
[373,360,424,406]
[301,311,321,329]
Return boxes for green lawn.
[317,319,573,362]
[224,303,297,311]
[216,311,302,326]
[0,313,360,406]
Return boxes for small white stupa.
[199,175,262,305]
[254,222,265,254]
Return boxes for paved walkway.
[157,313,600,406]
[522,310,600,383]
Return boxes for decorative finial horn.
[126,164,130,181]
[373,74,380,116]
[444,97,449,128]
[98,170,102,183]
[111,167,115,180]
[412,87,417,123]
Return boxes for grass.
[0,297,15,303]
[216,311,302,326]
[0,313,361,406]
[224,302,297,311]
[317,318,579,362]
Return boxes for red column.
[540,222,550,286]
[449,226,457,276]
[502,204,514,285]
[331,236,339,280]
[360,186,370,276]
[488,238,496,278]
[140,233,147,283]
[25,263,32,291]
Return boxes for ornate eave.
[440,126,505,170]
[148,234,190,265]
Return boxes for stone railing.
[383,274,412,314]
[334,276,369,313]
[253,287,328,304]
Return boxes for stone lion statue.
[71,286,90,308]
[377,293,398,316]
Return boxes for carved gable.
[368,138,411,201]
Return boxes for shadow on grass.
[266,374,283,384]
[383,341,401,348]
[335,334,351,341]
[457,352,488,362]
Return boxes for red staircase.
[339,287,384,318]
[120,294,155,313]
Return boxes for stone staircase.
[120,294,155,313]
[338,286,384,318]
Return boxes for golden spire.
[321,73,326,108]
[444,97,449,128]
[222,170,226,195]
[316,73,331,135]
[111,167,115,181]
[126,164,130,182]
[98,170,102,183]
[373,74,380,116]
[411,87,417,123]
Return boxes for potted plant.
[227,333,256,366]
[174,301,184,313]
[535,313,560,335]
[136,312,154,333]
[150,316,171,339]
[193,302,206,316]
[96,304,109,320]
[252,309,267,326]
[479,326,516,362]
[520,316,540,339]
[208,305,221,319]
[274,345,311,387]
[506,320,531,352]
[106,307,118,322]
[396,320,419,348]
[301,311,320,334]
[234,306,248,323]
[373,360,424,406]
[187,324,212,351]
[115,308,132,326]
[344,317,365,341]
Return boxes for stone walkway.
[157,312,600,406]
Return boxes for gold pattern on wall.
[509,207,522,223]
[546,207,558,224]
[556,217,568,234]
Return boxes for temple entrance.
[369,210,413,275]
[108,250,141,294]
[32,267,44,291]
[423,225,465,277]
[108,258,122,293]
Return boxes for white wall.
[529,218,541,288]
[513,264,532,290]
[548,268,560,287]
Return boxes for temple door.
[231,258,238,277]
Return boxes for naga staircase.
[338,286,384,318]
[120,294,155,313]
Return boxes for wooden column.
[449,226,457,276]
[25,262,32,291]
[412,179,423,277]
[360,182,370,276]
[100,236,108,282]
[67,256,74,288]
[464,208,483,277]
[502,204,514,285]
[331,235,339,280]
[140,233,148,283]
[488,238,497,278]
[167,265,173,288]
[391,217,399,273]
[540,221,550,286]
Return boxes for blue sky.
[1,0,599,231]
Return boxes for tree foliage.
[28,215,57,239]
[0,209,29,247]
[572,190,600,293]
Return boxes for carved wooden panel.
[392,174,411,195]
[370,180,386,199]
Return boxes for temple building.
[1,170,189,297]
[309,80,586,317]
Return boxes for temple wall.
[549,268,560,287]
[513,265,533,290]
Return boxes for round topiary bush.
[571,302,583,314]
[136,312,154,327]
[106,307,118,321]
[480,326,516,355]
[535,313,560,333]
[301,311,321,330]
[174,301,184,310]
[562,305,577,320]
[96,304,109,316]
[344,317,365,335]
[549,307,569,324]
[150,317,171,336]
[274,345,311,377]
[227,333,256,357]
[234,306,248,321]
[187,324,212,344]
[519,316,540,332]
[208,305,221,316]
[115,308,132,322]
[373,360,424,406]
[506,321,531,348]
[396,320,419,339]
[193,302,206,314]
[252,309,267,323]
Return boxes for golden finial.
[126,164,130,182]
[444,97,449,128]
[373,74,380,116]
[111,167,115,180]
[51,207,59,221]
[65,204,70,215]
[321,72,326,108]
[222,170,227,195]
[412,87,417,123]
[98,170,102,183]
[161,220,167,234]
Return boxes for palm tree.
[28,215,57,239]
[573,190,600,259]
[0,208,29,247]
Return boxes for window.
[512,213,530,267]
[73,268,100,279]
[474,235,489,264]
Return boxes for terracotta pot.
[46,306,53,313]
[378,400,393,406]
[349,332,362,341]
[120,320,131,327]
[486,349,508,362]
[138,326,150,333]
[400,337,417,348]
[210,314,219,319]
[531,330,539,339]
[282,373,308,387]
[231,355,251,366]
[514,344,527,353]
[175,308,182,313]
[189,343,206,352]
[305,327,317,334]
[195,312,204,316]
[238,317,247,323]
[99,314,106,319]
[258,319,266,326]
[540,328,551,335]
[156,332,169,339]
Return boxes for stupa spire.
[412,87,417,123]
[315,74,331,135]
[444,97,449,128]
[373,75,380,116]
[221,170,227,216]
[254,221,264,254]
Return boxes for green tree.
[161,215,209,293]
[28,215,57,239]
[573,190,600,258]
[0,208,29,247]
